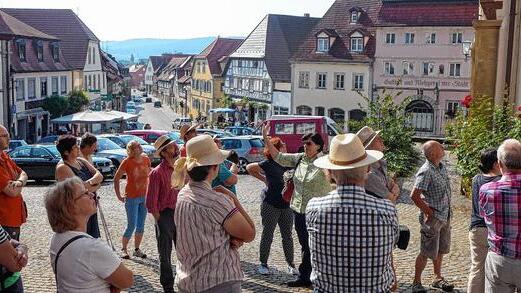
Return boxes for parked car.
[142,92,148,97]
[224,126,256,136]
[98,134,160,166]
[133,97,144,104]
[220,136,265,173]
[124,130,184,145]
[9,145,114,181]
[37,135,60,145]
[172,117,192,129]
[94,137,129,168]
[154,101,162,108]
[196,129,234,138]
[8,140,28,152]
[145,97,152,103]
[266,115,343,153]
[126,121,144,130]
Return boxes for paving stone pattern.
[19,154,471,292]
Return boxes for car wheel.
[238,158,248,174]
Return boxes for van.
[267,115,343,153]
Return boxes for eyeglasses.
[74,191,96,201]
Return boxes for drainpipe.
[505,0,517,100]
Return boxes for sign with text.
[382,78,470,89]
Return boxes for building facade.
[223,14,320,123]
[375,0,478,137]
[129,64,146,90]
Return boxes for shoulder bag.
[281,155,304,203]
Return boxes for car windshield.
[167,132,184,145]
[43,145,61,158]
[330,122,343,134]
[97,138,122,151]
[249,139,264,148]
[119,135,148,146]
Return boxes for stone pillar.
[471,20,502,99]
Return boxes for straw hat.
[356,126,381,148]
[180,124,198,141]
[314,133,383,170]
[153,135,177,157]
[184,135,229,168]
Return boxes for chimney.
[304,13,310,17]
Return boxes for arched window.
[328,108,345,122]
[349,109,366,121]
[296,105,312,116]
[315,106,325,116]
[406,100,434,132]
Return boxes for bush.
[66,90,90,114]
[43,95,69,118]
[358,90,419,177]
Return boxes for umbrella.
[209,108,236,114]
[51,110,138,124]
[106,110,138,121]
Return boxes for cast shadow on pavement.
[130,257,164,274]
[129,275,162,293]
[241,261,297,288]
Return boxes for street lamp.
[462,41,472,62]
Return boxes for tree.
[66,90,90,114]
[43,95,69,118]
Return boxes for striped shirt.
[174,181,243,292]
[0,225,9,244]
[306,185,399,292]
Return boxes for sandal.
[121,249,130,259]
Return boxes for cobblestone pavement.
[18,154,471,292]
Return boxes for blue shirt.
[211,161,237,194]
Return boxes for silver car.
[220,136,265,173]
[98,134,159,166]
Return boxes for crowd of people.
[0,120,519,292]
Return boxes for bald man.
[0,125,28,241]
[410,141,454,292]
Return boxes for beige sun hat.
[153,135,178,157]
[356,126,382,148]
[314,133,384,170]
[184,134,229,169]
[180,124,199,141]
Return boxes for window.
[317,73,327,89]
[446,101,460,117]
[27,78,36,99]
[426,33,436,44]
[88,75,92,89]
[11,148,30,158]
[52,77,59,95]
[451,32,463,44]
[84,76,88,90]
[51,43,60,62]
[60,76,67,94]
[405,33,415,44]
[92,47,96,64]
[36,41,43,62]
[350,37,363,52]
[102,74,105,89]
[449,63,461,77]
[202,62,206,73]
[15,79,25,101]
[262,80,270,92]
[298,72,310,88]
[317,38,329,52]
[423,62,435,76]
[334,73,345,90]
[32,147,51,158]
[403,61,414,75]
[350,11,359,23]
[40,77,48,97]
[273,106,289,115]
[384,62,395,75]
[315,106,325,116]
[329,108,346,122]
[296,105,312,116]
[353,74,364,90]
[98,74,101,89]
[386,33,396,44]
[275,123,294,134]
[16,40,26,62]
[439,64,445,75]
[296,123,316,135]
[88,47,91,64]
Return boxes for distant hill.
[101,37,217,62]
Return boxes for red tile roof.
[10,39,72,73]
[378,0,479,27]
[2,8,99,69]
[0,11,57,40]
[196,37,243,76]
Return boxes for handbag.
[397,225,410,250]
[282,156,303,203]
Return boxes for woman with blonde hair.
[114,140,151,259]
[46,177,133,292]
[172,135,256,292]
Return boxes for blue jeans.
[123,196,147,238]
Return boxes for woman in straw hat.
[171,135,256,292]
[262,124,332,288]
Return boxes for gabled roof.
[157,55,193,81]
[10,39,72,73]
[0,11,57,40]
[231,14,320,82]
[195,37,243,76]
[2,8,99,69]
[316,29,339,38]
[292,0,382,64]
[377,0,479,27]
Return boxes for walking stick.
[97,196,116,251]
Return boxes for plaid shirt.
[414,160,452,221]
[479,173,521,259]
[306,185,399,292]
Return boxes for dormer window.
[16,39,26,62]
[51,42,60,62]
[35,40,43,62]
[351,37,363,52]
[317,37,329,53]
[351,11,359,24]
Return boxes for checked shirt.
[479,173,521,259]
[306,185,399,292]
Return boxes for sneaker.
[411,282,427,293]
[257,264,270,275]
[287,265,299,275]
[431,278,454,292]
[133,248,147,259]
[121,249,130,259]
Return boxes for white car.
[172,117,192,129]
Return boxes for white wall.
[145,59,154,86]
[83,40,106,96]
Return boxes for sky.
[1,0,335,41]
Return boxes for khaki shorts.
[419,215,451,260]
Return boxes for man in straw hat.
[356,126,400,201]
[306,134,398,291]
[145,135,180,293]
[179,124,198,157]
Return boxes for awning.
[16,107,49,119]
[209,108,236,114]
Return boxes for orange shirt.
[0,151,25,227]
[120,155,151,198]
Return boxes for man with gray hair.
[479,139,521,292]
[307,134,398,291]
[410,140,454,292]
